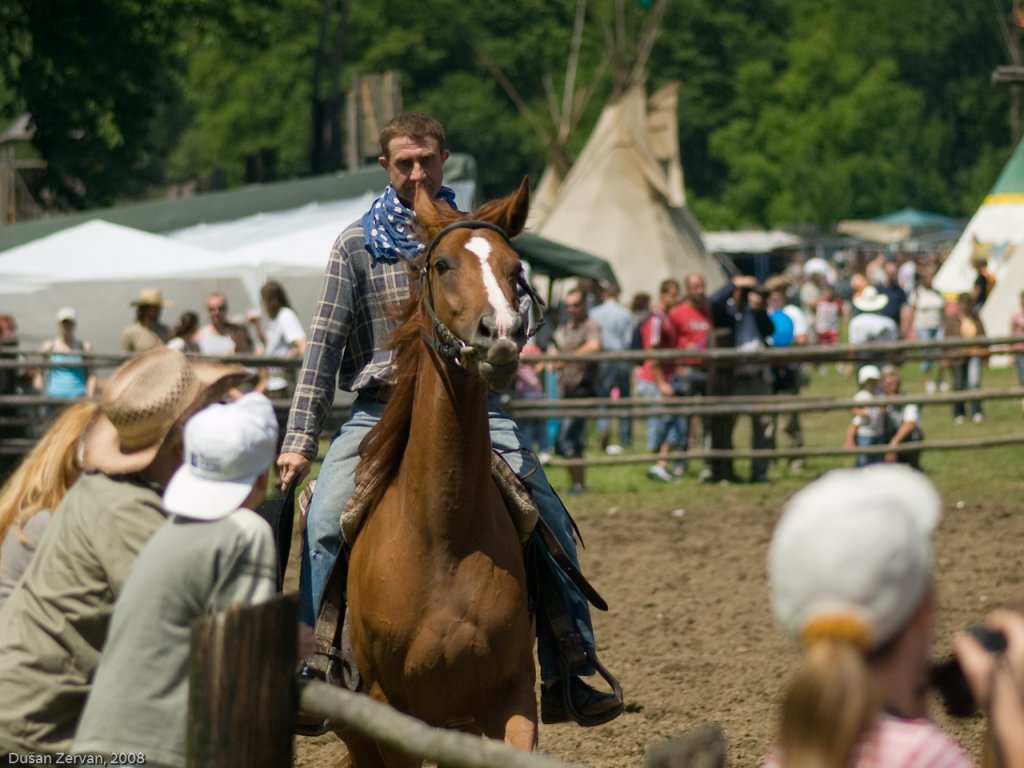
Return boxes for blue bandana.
[360,184,460,264]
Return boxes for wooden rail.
[188,596,579,767]
[1,338,1022,466]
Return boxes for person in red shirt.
[668,273,712,480]
[636,279,682,482]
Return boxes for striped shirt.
[281,222,413,458]
[762,713,976,768]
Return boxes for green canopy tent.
[512,232,617,285]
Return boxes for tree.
[0,0,274,208]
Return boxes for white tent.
[935,138,1024,337]
[531,83,725,302]
[0,221,258,351]
[167,194,379,325]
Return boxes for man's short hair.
[379,112,447,159]
[659,278,680,296]
[881,364,900,378]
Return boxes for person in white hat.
[73,393,280,768]
[844,364,885,467]
[847,282,898,373]
[33,306,96,404]
[120,287,173,353]
[763,465,975,768]
[0,347,245,756]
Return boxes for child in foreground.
[73,393,281,768]
[764,464,975,768]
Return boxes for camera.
[929,625,1007,717]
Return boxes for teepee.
[531,82,725,301]
[935,137,1024,335]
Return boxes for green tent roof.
[512,232,616,284]
[989,137,1024,200]
[0,153,617,285]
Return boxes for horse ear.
[473,176,530,239]
[413,183,459,241]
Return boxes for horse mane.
[353,269,425,512]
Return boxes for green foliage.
[0,0,278,207]
[708,23,954,227]
[168,0,318,185]
[0,0,1019,227]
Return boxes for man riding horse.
[276,112,623,728]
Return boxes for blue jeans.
[636,378,684,452]
[950,358,983,419]
[595,360,634,447]
[855,433,886,467]
[915,326,943,374]
[299,394,596,680]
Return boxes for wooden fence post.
[187,593,298,768]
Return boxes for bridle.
[418,219,545,366]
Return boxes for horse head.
[413,177,531,391]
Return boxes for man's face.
[686,276,706,305]
[661,284,679,309]
[882,374,900,395]
[207,296,228,328]
[565,292,587,322]
[380,136,448,206]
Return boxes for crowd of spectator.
[511,243,1006,487]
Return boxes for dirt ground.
[288,473,1024,768]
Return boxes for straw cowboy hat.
[130,288,174,308]
[852,285,889,313]
[81,347,247,475]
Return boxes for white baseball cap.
[164,393,278,521]
[56,306,77,323]
[858,365,881,384]
[768,464,941,650]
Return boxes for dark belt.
[358,387,392,404]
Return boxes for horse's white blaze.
[466,235,516,335]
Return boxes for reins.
[418,219,545,366]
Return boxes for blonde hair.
[0,400,99,548]
[776,615,881,768]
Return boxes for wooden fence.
[2,336,1023,468]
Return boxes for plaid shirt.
[281,222,412,458]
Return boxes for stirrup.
[294,669,331,737]
[555,647,624,727]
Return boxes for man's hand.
[277,452,311,490]
[732,275,758,289]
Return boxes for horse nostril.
[479,315,497,339]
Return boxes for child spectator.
[813,283,842,348]
[512,339,551,461]
[844,365,885,467]
[764,465,974,768]
[880,365,923,470]
[73,393,281,768]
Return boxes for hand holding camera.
[935,611,1024,768]
[931,624,1007,717]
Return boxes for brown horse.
[339,178,537,767]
